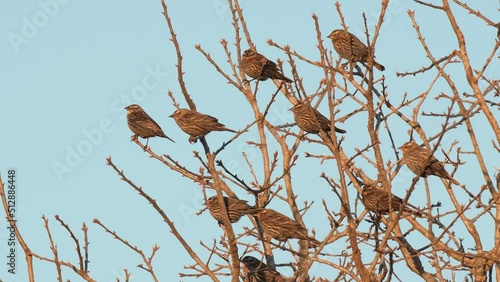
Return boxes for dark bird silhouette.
[170,109,237,143]
[205,196,262,225]
[241,256,287,282]
[327,29,385,71]
[240,49,293,83]
[253,209,319,245]
[362,185,420,215]
[399,141,459,185]
[289,101,346,134]
[125,104,174,147]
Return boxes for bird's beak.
[169,114,174,118]
[124,106,128,109]
[397,145,403,149]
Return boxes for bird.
[289,101,346,134]
[253,208,320,245]
[399,141,459,185]
[327,29,385,71]
[169,108,237,143]
[361,185,420,215]
[205,196,262,225]
[241,256,287,282]
[240,49,293,83]
[125,104,174,147]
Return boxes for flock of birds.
[123,29,460,281]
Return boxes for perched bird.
[240,49,293,83]
[241,256,287,282]
[253,209,320,245]
[125,104,174,147]
[361,185,420,215]
[289,101,346,134]
[327,29,385,71]
[399,141,459,185]
[205,196,262,225]
[170,109,237,143]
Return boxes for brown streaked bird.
[240,49,293,83]
[241,256,287,282]
[125,104,174,147]
[253,208,320,245]
[169,108,237,143]
[289,101,346,134]
[205,196,262,225]
[327,29,385,71]
[362,185,420,215]
[399,141,459,185]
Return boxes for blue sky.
[1,0,498,281]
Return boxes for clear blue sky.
[1,0,498,281]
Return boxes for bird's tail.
[274,72,293,83]
[308,237,320,245]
